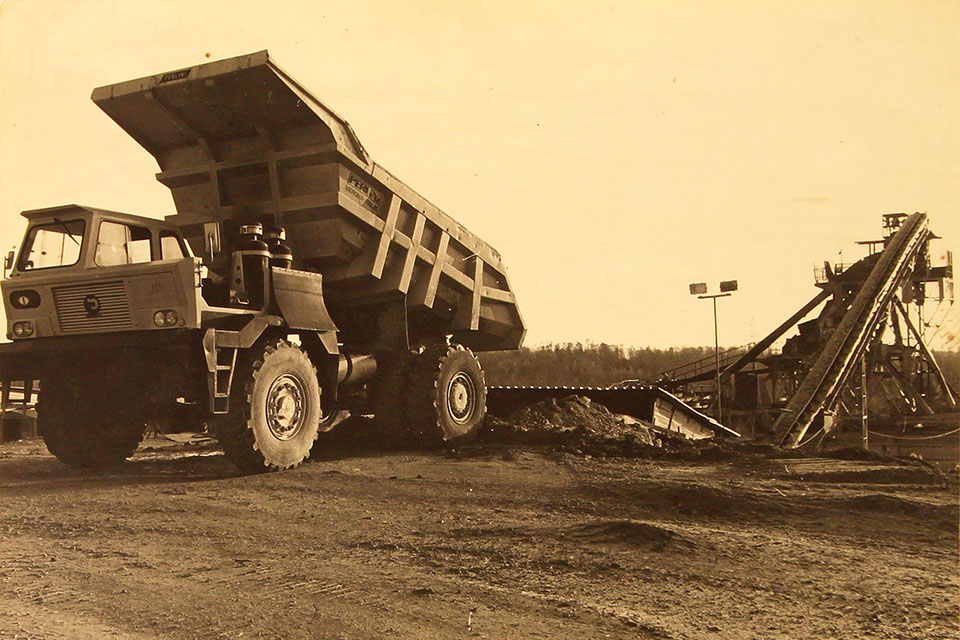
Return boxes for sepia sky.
[1,0,957,350]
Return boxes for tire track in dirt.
[204,563,357,599]
[0,548,154,640]
[0,550,80,606]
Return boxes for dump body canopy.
[92,51,524,351]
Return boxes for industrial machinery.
[655,213,956,450]
[0,52,525,471]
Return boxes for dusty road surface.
[0,432,956,640]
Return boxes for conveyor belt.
[775,212,930,446]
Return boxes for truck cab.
[2,205,203,341]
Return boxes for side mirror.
[203,222,221,259]
[4,250,14,272]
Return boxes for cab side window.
[96,221,152,266]
[160,232,186,260]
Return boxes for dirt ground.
[0,426,957,640]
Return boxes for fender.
[271,267,337,334]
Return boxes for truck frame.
[0,51,525,472]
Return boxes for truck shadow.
[0,422,442,497]
[0,443,241,497]
[309,416,443,462]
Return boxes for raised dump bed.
[91,51,524,352]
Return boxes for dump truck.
[0,51,525,472]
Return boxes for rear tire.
[215,338,322,473]
[405,342,486,446]
[369,352,409,439]
[38,377,145,467]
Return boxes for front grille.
[53,281,133,333]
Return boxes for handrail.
[656,344,754,385]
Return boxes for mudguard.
[271,267,337,333]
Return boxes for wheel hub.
[446,372,476,424]
[266,374,306,440]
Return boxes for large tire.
[369,352,410,438]
[405,342,486,446]
[38,377,145,468]
[215,338,322,473]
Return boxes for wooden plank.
[372,194,401,279]
[416,245,436,263]
[441,262,475,290]
[481,287,515,303]
[468,257,482,331]
[410,231,448,308]
[391,232,412,251]
[399,214,425,294]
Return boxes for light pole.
[689,280,738,424]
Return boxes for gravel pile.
[503,395,659,446]
[475,395,690,458]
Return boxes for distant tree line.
[479,342,960,389]
[478,343,717,387]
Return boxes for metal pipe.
[861,350,868,450]
[337,353,377,386]
[713,296,721,425]
[697,291,732,423]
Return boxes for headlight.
[12,321,34,337]
[154,310,179,327]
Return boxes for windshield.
[18,219,85,271]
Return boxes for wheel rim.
[266,374,306,440]
[446,372,476,425]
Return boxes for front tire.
[38,377,145,467]
[215,338,322,473]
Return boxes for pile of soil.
[821,446,890,462]
[568,519,693,551]
[477,395,730,459]
[500,395,658,445]
[840,493,959,527]
[799,466,946,485]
